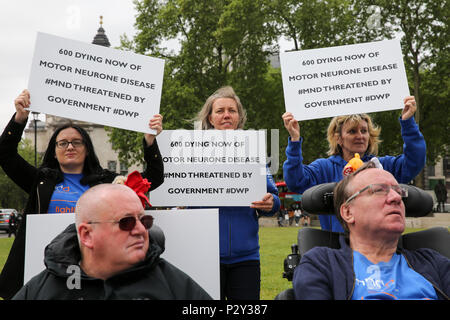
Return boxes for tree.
[273,0,449,186]
[420,55,450,166]
[267,0,361,51]
[362,0,449,124]
[108,0,280,169]
[267,0,361,173]
[0,139,40,211]
[354,0,450,186]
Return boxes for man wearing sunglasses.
[12,184,211,300]
[293,162,449,300]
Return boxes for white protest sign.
[280,39,410,121]
[28,32,165,134]
[150,210,219,299]
[150,130,268,206]
[24,209,220,300]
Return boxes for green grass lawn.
[0,226,428,300]
[0,236,14,273]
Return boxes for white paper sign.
[280,39,410,121]
[28,32,165,134]
[24,209,220,299]
[150,130,268,206]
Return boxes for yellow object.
[343,153,364,176]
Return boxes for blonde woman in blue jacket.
[282,96,426,232]
[195,86,280,300]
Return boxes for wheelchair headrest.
[301,182,336,215]
[301,183,433,217]
[402,184,434,217]
[148,224,165,252]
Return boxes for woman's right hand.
[144,114,163,146]
[14,89,31,124]
[282,112,300,141]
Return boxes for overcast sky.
[0,0,139,132]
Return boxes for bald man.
[13,184,211,300]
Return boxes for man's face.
[344,168,406,236]
[91,191,149,273]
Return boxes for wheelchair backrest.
[299,182,448,258]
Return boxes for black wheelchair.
[276,182,450,300]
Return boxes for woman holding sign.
[282,96,426,232]
[0,89,164,299]
[195,86,280,300]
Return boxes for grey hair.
[194,86,247,130]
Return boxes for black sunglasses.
[88,215,154,231]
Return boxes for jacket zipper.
[347,249,355,300]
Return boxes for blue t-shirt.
[352,251,438,300]
[47,173,89,214]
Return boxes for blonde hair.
[194,86,247,130]
[327,113,381,156]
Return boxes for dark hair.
[334,161,378,232]
[40,123,102,176]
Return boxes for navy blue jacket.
[191,168,280,265]
[293,236,450,300]
[218,168,280,264]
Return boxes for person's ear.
[336,133,343,147]
[340,204,355,226]
[78,223,94,249]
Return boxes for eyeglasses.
[345,183,408,205]
[87,215,154,231]
[55,139,84,149]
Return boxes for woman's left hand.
[251,193,274,212]
[401,96,417,120]
[144,114,163,146]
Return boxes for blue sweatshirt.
[283,117,426,232]
[219,169,280,264]
[293,236,450,300]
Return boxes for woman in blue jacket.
[282,96,426,232]
[195,86,280,300]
